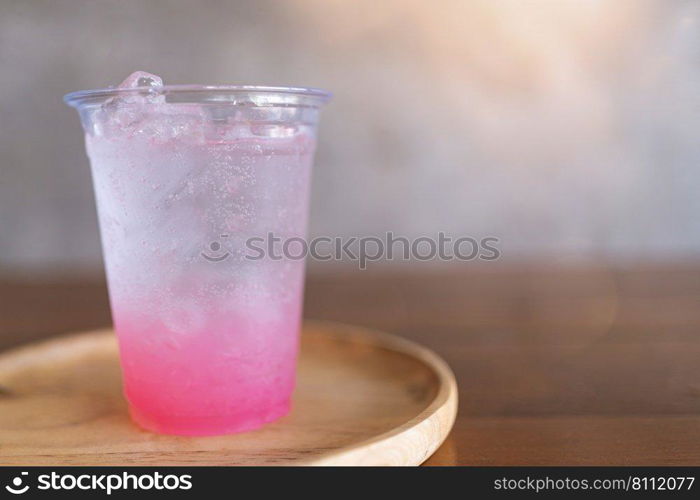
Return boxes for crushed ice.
[92,71,307,143]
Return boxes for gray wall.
[1,0,699,275]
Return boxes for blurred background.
[1,0,699,277]
[1,0,700,466]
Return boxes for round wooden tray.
[0,321,457,466]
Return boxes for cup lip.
[64,84,332,109]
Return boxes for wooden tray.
[0,321,457,466]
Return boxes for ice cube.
[117,71,164,89]
[104,71,165,110]
[250,123,298,138]
[92,71,212,141]
[135,103,207,143]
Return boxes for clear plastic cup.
[65,77,330,435]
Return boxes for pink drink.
[66,73,330,435]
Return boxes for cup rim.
[64,84,332,109]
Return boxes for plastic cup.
[65,79,330,435]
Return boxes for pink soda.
[65,72,330,435]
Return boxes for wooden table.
[1,263,699,465]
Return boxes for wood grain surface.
[1,263,699,465]
[0,321,456,466]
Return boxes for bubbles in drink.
[81,72,320,434]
